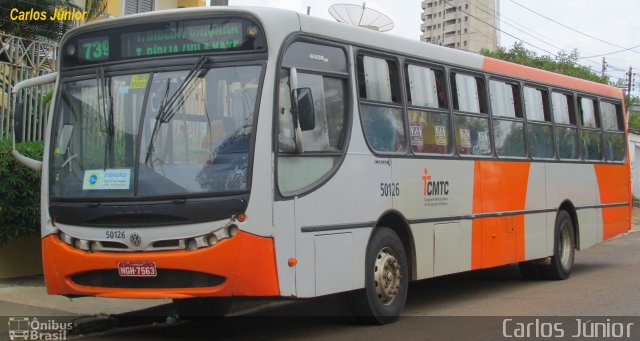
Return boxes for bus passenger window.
[405,64,450,154]
[357,55,406,153]
[451,72,490,156]
[578,96,602,161]
[552,91,579,160]
[524,86,554,159]
[490,79,525,158]
[451,73,486,114]
[601,101,625,162]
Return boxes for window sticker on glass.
[435,125,447,146]
[130,74,149,89]
[477,131,489,154]
[410,124,424,148]
[83,169,131,190]
[460,128,471,148]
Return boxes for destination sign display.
[121,22,244,58]
[63,17,265,67]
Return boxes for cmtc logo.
[421,168,450,207]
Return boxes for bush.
[0,139,44,246]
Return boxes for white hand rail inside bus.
[11,72,57,171]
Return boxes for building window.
[465,4,469,9]
[465,16,468,21]
[464,28,467,33]
[124,0,154,15]
[463,41,467,46]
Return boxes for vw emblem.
[129,232,142,247]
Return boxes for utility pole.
[628,67,633,98]
[307,6,311,15]
[601,57,606,78]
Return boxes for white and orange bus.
[12,6,630,324]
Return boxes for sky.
[227,0,640,96]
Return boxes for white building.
[420,0,499,53]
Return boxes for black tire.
[350,227,408,324]
[172,297,232,320]
[545,210,576,280]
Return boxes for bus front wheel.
[350,227,408,324]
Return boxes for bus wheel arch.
[558,200,580,250]
[375,210,416,281]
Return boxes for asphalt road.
[77,229,640,340]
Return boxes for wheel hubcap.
[374,247,401,305]
[559,222,572,269]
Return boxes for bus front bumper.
[41,231,279,299]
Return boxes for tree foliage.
[0,139,43,246]
[480,42,609,85]
[0,0,107,42]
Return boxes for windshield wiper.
[144,56,207,166]
[97,67,114,169]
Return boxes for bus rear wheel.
[350,227,408,324]
[518,210,575,280]
[172,297,232,320]
[546,210,575,280]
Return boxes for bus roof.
[298,12,622,99]
[65,6,622,100]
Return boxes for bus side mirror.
[294,87,315,131]
[13,101,24,144]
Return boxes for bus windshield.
[50,64,261,199]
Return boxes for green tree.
[0,0,107,42]
[480,42,609,85]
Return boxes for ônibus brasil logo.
[7,317,72,340]
[422,168,450,207]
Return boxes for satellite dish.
[329,2,394,32]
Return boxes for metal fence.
[0,33,57,142]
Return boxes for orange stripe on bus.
[483,57,622,99]
[472,161,530,269]
[593,164,631,240]
[42,231,279,298]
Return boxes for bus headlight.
[186,239,198,251]
[227,225,239,237]
[207,234,218,246]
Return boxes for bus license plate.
[117,262,157,277]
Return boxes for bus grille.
[71,269,225,289]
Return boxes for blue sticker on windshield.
[83,169,131,190]
[119,86,129,94]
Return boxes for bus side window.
[405,63,451,154]
[524,86,554,159]
[552,91,579,160]
[277,42,349,195]
[357,55,406,153]
[490,79,525,158]
[601,101,626,162]
[578,96,602,161]
[451,72,490,156]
